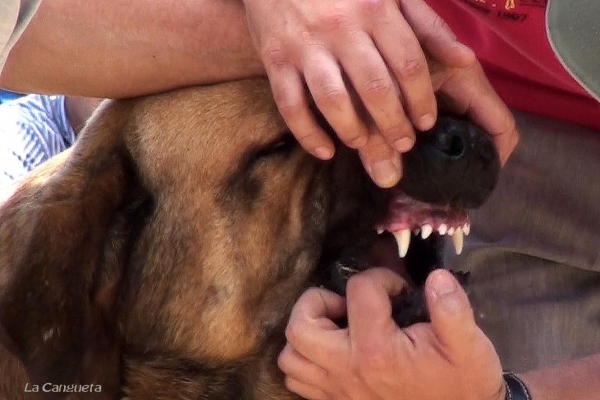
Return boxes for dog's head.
[0,78,499,399]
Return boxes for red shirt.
[425,0,600,131]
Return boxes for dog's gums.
[375,188,470,257]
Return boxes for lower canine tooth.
[393,229,411,258]
[421,224,433,239]
[452,228,464,255]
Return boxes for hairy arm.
[0,0,264,97]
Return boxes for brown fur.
[0,78,379,399]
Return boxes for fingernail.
[419,114,436,131]
[371,158,401,188]
[430,270,456,298]
[394,136,414,153]
[315,146,334,160]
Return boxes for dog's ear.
[0,101,150,397]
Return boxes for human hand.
[427,59,518,166]
[278,268,506,400]
[242,0,476,188]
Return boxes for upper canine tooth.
[463,224,470,236]
[421,224,433,239]
[393,229,411,258]
[452,227,464,255]
[438,224,447,235]
[377,228,384,235]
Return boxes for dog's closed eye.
[245,132,298,168]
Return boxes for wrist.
[503,372,532,400]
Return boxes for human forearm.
[0,0,264,97]
[520,353,600,400]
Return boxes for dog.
[0,77,499,399]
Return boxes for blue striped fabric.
[0,94,75,185]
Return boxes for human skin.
[64,96,103,134]
[0,0,518,188]
[279,269,600,400]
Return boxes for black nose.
[399,116,500,209]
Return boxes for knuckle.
[358,0,385,13]
[361,353,391,374]
[313,79,349,108]
[431,15,451,34]
[352,346,392,378]
[396,58,426,80]
[317,86,348,108]
[295,129,324,150]
[313,8,351,33]
[382,123,407,140]
[284,320,305,345]
[336,126,369,149]
[419,16,458,53]
[261,42,288,69]
[362,75,393,99]
[273,91,304,119]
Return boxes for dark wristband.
[503,372,532,400]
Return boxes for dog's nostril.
[441,134,466,158]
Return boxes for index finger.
[285,287,349,367]
[345,268,408,349]
[437,64,519,165]
[464,85,519,166]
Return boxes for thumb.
[425,269,478,354]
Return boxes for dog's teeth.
[452,228,464,255]
[413,228,420,235]
[393,229,411,258]
[438,224,447,235]
[447,227,455,236]
[421,224,433,239]
[463,223,470,236]
[377,228,384,235]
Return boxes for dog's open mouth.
[326,186,471,293]
[375,187,469,258]
[320,115,499,323]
